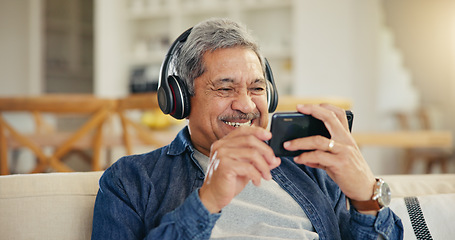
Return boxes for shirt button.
[197,221,206,229]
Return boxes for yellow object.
[141,109,174,129]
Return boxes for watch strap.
[349,178,385,211]
[350,199,381,211]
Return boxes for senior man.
[91,18,403,239]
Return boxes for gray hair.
[174,18,266,96]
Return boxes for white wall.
[383,0,455,143]
[293,0,381,131]
[0,0,42,96]
[94,0,129,98]
[0,0,30,95]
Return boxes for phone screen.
[268,111,353,157]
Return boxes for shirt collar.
[167,126,194,156]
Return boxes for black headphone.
[158,27,278,120]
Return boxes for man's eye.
[218,88,232,92]
[251,87,265,93]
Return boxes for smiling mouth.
[222,120,253,127]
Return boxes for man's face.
[188,47,269,156]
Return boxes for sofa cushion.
[389,193,455,240]
[0,171,103,240]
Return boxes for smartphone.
[268,110,354,157]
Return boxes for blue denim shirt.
[92,126,403,239]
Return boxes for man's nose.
[231,91,256,113]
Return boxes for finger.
[213,133,278,167]
[225,125,272,142]
[284,135,340,153]
[219,158,265,186]
[293,149,340,170]
[296,104,348,139]
[216,147,273,180]
[319,103,350,131]
[215,138,277,167]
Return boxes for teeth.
[223,120,252,127]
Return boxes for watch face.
[379,181,391,207]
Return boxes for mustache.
[218,111,260,121]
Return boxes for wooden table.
[353,130,453,173]
[353,131,452,148]
[276,96,352,111]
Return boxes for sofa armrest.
[0,171,103,240]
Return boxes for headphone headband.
[159,28,193,91]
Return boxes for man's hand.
[283,104,377,215]
[199,126,281,214]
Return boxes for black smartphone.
[268,110,354,157]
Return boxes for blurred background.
[0,0,454,175]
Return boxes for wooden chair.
[0,95,116,175]
[396,108,453,174]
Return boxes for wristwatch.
[350,178,391,211]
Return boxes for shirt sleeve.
[349,205,404,240]
[91,168,220,240]
[146,190,221,239]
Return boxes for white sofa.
[1,171,454,240]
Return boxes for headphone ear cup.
[167,75,191,119]
[157,79,173,115]
[266,80,277,113]
[265,59,278,113]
